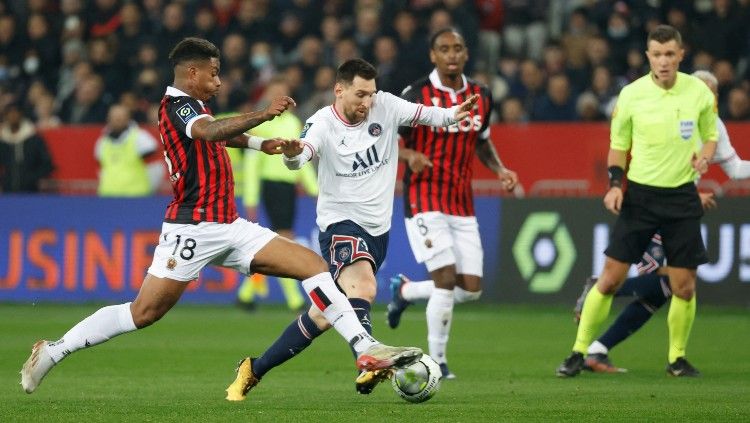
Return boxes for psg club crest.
[368,123,382,137]
[679,120,694,140]
[338,247,351,261]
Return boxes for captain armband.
[608,166,624,189]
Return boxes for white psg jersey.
[285,91,457,236]
[708,118,750,179]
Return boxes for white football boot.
[21,340,56,393]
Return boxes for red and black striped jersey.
[158,87,238,224]
[399,70,493,217]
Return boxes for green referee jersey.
[610,72,718,187]
[243,111,318,207]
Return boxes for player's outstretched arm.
[454,94,479,121]
[281,139,310,170]
[191,96,296,141]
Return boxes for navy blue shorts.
[318,220,389,280]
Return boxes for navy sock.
[348,298,372,359]
[598,300,654,350]
[617,273,663,300]
[253,312,323,378]
[599,273,671,351]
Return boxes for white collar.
[165,86,204,107]
[428,69,468,103]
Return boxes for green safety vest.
[97,128,152,197]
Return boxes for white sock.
[426,288,454,364]
[401,279,435,301]
[454,286,482,303]
[301,272,377,355]
[47,302,137,363]
[587,340,609,355]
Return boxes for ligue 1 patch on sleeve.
[176,103,199,124]
[301,122,313,138]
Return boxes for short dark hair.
[430,27,464,49]
[168,37,220,67]
[647,25,682,46]
[336,59,377,84]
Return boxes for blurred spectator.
[623,46,648,83]
[298,66,335,120]
[275,12,305,67]
[88,37,126,98]
[0,15,24,79]
[588,65,618,116]
[532,74,577,121]
[117,2,152,70]
[509,59,546,115]
[60,0,86,42]
[726,86,750,121]
[474,0,503,72]
[87,0,122,38]
[560,7,598,71]
[392,10,430,87]
[502,0,549,61]
[604,11,636,76]
[334,37,359,67]
[694,0,746,66]
[222,33,250,72]
[296,36,323,80]
[442,0,480,72]
[94,104,162,197]
[576,91,603,121]
[500,97,529,124]
[353,7,381,63]
[249,40,276,90]
[229,0,276,45]
[26,13,60,89]
[154,2,188,60]
[33,94,61,129]
[319,15,343,67]
[59,74,110,124]
[714,59,736,113]
[0,101,54,193]
[190,8,220,48]
[373,35,405,94]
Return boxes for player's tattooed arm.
[476,140,518,191]
[192,96,296,141]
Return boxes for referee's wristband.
[608,166,624,189]
[247,135,264,150]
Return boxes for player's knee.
[454,287,481,303]
[130,304,167,328]
[672,285,695,300]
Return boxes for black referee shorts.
[260,180,296,231]
[605,181,708,268]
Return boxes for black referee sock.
[253,312,323,378]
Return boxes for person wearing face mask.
[0,101,54,193]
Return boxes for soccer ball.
[391,354,442,403]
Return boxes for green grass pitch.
[1,303,748,422]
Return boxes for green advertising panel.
[493,198,750,306]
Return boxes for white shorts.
[404,212,483,276]
[147,218,277,282]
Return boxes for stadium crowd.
[0,0,748,127]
